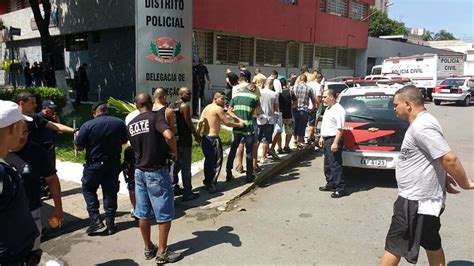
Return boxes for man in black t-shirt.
[16,92,75,145]
[6,133,63,252]
[127,93,182,264]
[0,100,39,265]
[170,87,201,202]
[193,58,210,106]
[238,64,252,83]
[225,68,239,104]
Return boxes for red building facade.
[194,0,373,49]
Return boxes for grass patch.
[55,104,233,164]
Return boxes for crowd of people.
[23,61,56,88]
[1,63,473,265]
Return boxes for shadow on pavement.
[96,259,139,266]
[40,206,134,242]
[169,226,241,257]
[259,150,321,187]
[344,167,397,196]
[447,260,474,266]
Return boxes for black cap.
[91,101,106,113]
[42,100,57,109]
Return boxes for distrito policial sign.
[135,0,192,101]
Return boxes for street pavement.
[40,101,473,265]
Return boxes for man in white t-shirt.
[318,89,346,198]
[124,108,140,219]
[380,85,474,266]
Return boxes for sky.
[388,0,474,41]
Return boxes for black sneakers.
[182,192,200,202]
[331,190,346,198]
[226,173,234,182]
[86,219,105,235]
[106,221,117,235]
[318,185,336,192]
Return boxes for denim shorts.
[134,168,175,223]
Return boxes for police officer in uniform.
[75,102,127,235]
[0,101,40,265]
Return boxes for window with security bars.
[256,39,287,67]
[287,42,300,68]
[320,0,326,11]
[8,0,29,12]
[350,0,366,20]
[337,48,355,68]
[194,31,213,64]
[216,34,253,65]
[328,0,348,17]
[302,44,314,68]
[314,46,336,69]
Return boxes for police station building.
[1,0,374,102]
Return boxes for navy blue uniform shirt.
[75,114,127,163]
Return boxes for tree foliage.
[433,30,456,41]
[422,29,456,41]
[422,30,434,41]
[368,8,407,37]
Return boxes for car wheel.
[434,99,441,105]
[464,96,471,107]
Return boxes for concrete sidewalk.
[40,136,320,265]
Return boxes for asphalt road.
[41,101,474,265]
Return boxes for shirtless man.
[296,65,316,83]
[197,91,244,192]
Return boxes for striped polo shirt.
[229,87,258,135]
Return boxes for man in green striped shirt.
[226,84,259,183]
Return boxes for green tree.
[422,30,434,41]
[368,8,407,37]
[434,29,456,41]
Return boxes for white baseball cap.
[0,100,33,128]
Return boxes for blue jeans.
[293,109,309,137]
[134,168,175,223]
[323,136,345,191]
[226,133,255,179]
[201,136,223,185]
[81,160,121,223]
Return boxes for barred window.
[337,48,355,68]
[8,0,29,12]
[194,31,213,64]
[320,0,326,12]
[302,44,314,68]
[328,0,348,17]
[314,46,336,69]
[216,34,253,65]
[350,1,366,20]
[288,42,300,68]
[256,39,287,67]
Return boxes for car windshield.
[339,94,400,121]
[440,79,464,86]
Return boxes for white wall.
[356,37,462,77]
[0,0,134,41]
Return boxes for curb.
[224,144,318,205]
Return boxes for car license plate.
[441,89,450,93]
[360,157,387,167]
